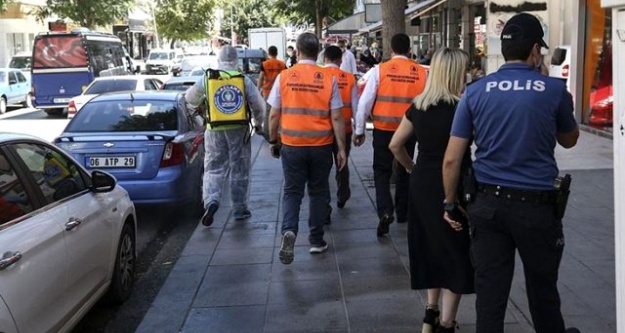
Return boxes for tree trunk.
[170,39,176,49]
[381,0,406,61]
[315,0,323,38]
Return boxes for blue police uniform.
[451,63,577,333]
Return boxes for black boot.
[422,307,440,333]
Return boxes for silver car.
[0,132,137,333]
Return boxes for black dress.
[406,101,474,294]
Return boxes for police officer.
[354,33,428,236]
[186,45,265,226]
[267,32,347,265]
[442,13,580,333]
[323,45,358,210]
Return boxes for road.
[0,107,200,332]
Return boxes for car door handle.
[65,218,83,231]
[0,251,22,270]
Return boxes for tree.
[219,0,276,43]
[32,0,133,29]
[0,0,11,13]
[273,0,354,38]
[381,0,406,61]
[155,0,216,48]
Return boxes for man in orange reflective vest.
[323,45,358,211]
[267,33,347,265]
[258,45,287,99]
[353,33,428,237]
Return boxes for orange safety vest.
[372,57,427,131]
[280,63,334,146]
[325,66,355,134]
[262,58,286,97]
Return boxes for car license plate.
[54,98,71,103]
[88,156,136,168]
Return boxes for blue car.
[55,91,205,212]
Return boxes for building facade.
[0,1,47,67]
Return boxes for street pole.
[151,4,160,49]
[230,6,235,45]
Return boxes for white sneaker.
[309,243,328,254]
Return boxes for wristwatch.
[443,201,457,213]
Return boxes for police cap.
[500,13,549,49]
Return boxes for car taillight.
[67,100,77,115]
[562,64,569,77]
[160,142,185,167]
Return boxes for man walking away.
[186,45,265,226]
[353,33,428,237]
[442,13,580,333]
[267,33,347,265]
[258,45,286,99]
[324,45,358,209]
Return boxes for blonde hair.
[413,47,468,111]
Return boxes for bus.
[31,29,134,116]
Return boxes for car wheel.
[23,93,33,108]
[0,96,6,114]
[104,222,135,304]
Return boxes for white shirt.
[354,55,409,135]
[325,63,359,129]
[340,48,358,75]
[266,59,343,110]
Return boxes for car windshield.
[85,79,137,94]
[149,52,169,60]
[162,82,195,91]
[66,100,178,132]
[9,56,31,70]
[181,57,208,70]
[551,48,567,66]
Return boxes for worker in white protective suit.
[186,45,266,226]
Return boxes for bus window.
[33,36,88,68]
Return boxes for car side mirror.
[91,170,116,193]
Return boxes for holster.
[554,174,572,220]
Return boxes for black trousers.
[332,132,352,204]
[468,192,566,333]
[372,129,416,220]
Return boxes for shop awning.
[326,11,367,35]
[357,0,442,34]
[409,0,448,20]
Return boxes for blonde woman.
[389,48,474,333]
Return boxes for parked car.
[589,84,613,126]
[56,91,205,211]
[67,75,164,119]
[161,76,202,91]
[0,132,137,333]
[549,45,571,90]
[6,51,32,80]
[0,68,31,113]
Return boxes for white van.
[549,45,571,90]
[145,49,184,75]
[7,51,32,79]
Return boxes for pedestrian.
[353,33,428,237]
[267,32,347,265]
[324,45,359,211]
[359,49,378,69]
[258,45,286,99]
[389,47,474,333]
[186,45,266,226]
[442,13,580,333]
[337,39,358,75]
[286,45,297,68]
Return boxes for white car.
[0,132,137,333]
[549,45,571,90]
[67,76,164,118]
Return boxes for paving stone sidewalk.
[136,130,615,333]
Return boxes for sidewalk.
[136,130,616,333]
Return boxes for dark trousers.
[372,129,416,220]
[281,144,333,246]
[333,132,352,203]
[468,192,565,333]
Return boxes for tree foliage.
[0,0,11,13]
[273,0,354,37]
[219,0,276,43]
[32,0,133,28]
[155,0,216,47]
